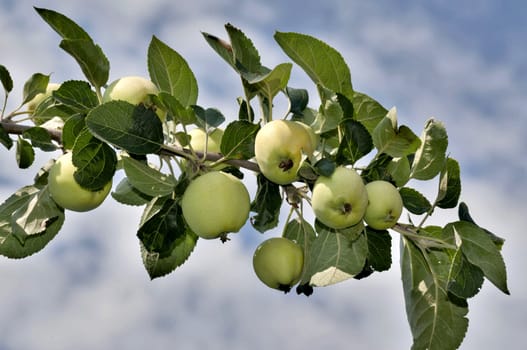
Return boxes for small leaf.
[400,187,432,215]
[156,92,196,125]
[0,64,13,92]
[71,129,117,190]
[436,157,461,209]
[86,101,164,155]
[314,158,336,177]
[0,124,13,150]
[16,137,35,169]
[220,120,260,160]
[458,202,505,249]
[372,110,421,158]
[59,39,110,88]
[35,7,92,41]
[311,86,343,134]
[386,156,411,187]
[193,106,225,128]
[226,23,262,74]
[244,63,292,100]
[410,118,448,180]
[283,217,317,284]
[336,119,373,165]
[250,174,282,233]
[202,32,235,68]
[447,250,485,299]
[111,177,152,206]
[148,36,198,107]
[352,91,388,133]
[62,113,86,150]
[448,221,509,295]
[364,227,392,272]
[274,31,354,100]
[52,80,98,112]
[121,156,176,197]
[22,73,49,105]
[286,87,309,115]
[22,126,57,151]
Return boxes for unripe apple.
[311,166,368,229]
[48,152,112,212]
[363,180,403,230]
[253,237,304,293]
[188,127,225,169]
[181,171,250,240]
[254,120,314,185]
[27,83,61,112]
[103,76,165,120]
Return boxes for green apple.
[253,237,304,293]
[364,180,403,230]
[254,120,314,185]
[181,171,250,240]
[27,83,61,112]
[102,76,165,120]
[188,127,225,168]
[48,152,112,212]
[311,166,368,229]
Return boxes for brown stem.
[1,121,62,143]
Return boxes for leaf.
[22,126,57,151]
[372,110,421,158]
[364,227,392,272]
[400,187,432,215]
[0,64,13,92]
[111,177,152,206]
[202,32,235,68]
[286,87,309,115]
[22,73,49,105]
[225,23,262,74]
[352,91,388,133]
[220,120,260,160]
[400,236,469,350]
[192,106,225,128]
[336,119,373,165]
[436,157,461,209]
[16,137,35,169]
[52,80,99,112]
[71,129,117,190]
[86,101,164,155]
[274,31,354,100]
[137,196,191,258]
[148,36,198,107]
[311,86,343,134]
[0,124,13,150]
[34,7,92,41]
[447,221,509,295]
[447,249,485,299]
[305,226,368,287]
[387,156,411,187]
[250,174,282,233]
[410,118,448,180]
[244,63,292,100]
[59,39,110,88]
[62,113,86,150]
[0,186,64,259]
[458,202,505,249]
[121,156,176,197]
[156,92,196,125]
[283,217,317,283]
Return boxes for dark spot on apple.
[341,203,352,214]
[279,159,294,172]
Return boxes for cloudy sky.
[1,0,526,349]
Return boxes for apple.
[252,237,304,293]
[188,127,225,168]
[48,152,112,212]
[181,171,250,240]
[311,166,368,229]
[254,120,315,185]
[27,83,61,112]
[363,180,403,230]
[102,76,165,120]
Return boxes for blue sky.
[1,0,526,349]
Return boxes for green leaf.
[31,100,76,125]
[111,177,152,206]
[148,36,198,107]
[16,137,34,169]
[274,31,354,100]
[192,106,225,128]
[458,202,505,249]
[250,174,282,233]
[0,185,64,258]
[121,156,176,197]
[244,63,292,100]
[22,126,57,151]
[220,120,260,160]
[59,39,110,88]
[34,7,92,41]
[286,87,309,115]
[311,86,343,133]
[283,217,317,284]
[62,113,86,150]
[361,152,393,183]
[401,236,469,350]
[305,226,368,287]
[336,119,373,165]
[202,32,235,68]
[365,227,392,272]
[436,157,461,209]
[52,80,98,112]
[22,73,49,105]
[447,249,484,299]
[0,124,13,150]
[156,92,196,125]
[226,23,262,74]
[0,64,13,92]
[372,108,421,158]
[387,156,411,187]
[352,91,388,133]
[137,196,191,259]
[410,118,448,180]
[86,101,164,155]
[447,221,509,295]
[400,187,432,215]
[71,129,117,190]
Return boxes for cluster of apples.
[32,76,404,293]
